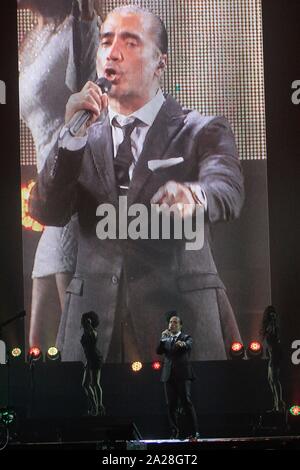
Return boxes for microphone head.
[95,77,112,94]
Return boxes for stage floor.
[5,435,300,451]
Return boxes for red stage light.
[229,342,245,359]
[290,405,300,416]
[28,346,42,361]
[231,342,243,352]
[249,341,262,352]
[247,341,263,358]
[151,361,161,370]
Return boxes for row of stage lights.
[6,346,300,418]
[11,346,61,362]
[7,341,277,364]
[230,341,264,359]
[10,343,263,364]
[10,347,162,371]
[7,341,285,364]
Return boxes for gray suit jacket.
[30,94,244,362]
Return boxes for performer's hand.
[175,341,186,348]
[161,329,171,338]
[151,181,197,219]
[65,81,108,134]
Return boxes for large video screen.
[18,0,271,363]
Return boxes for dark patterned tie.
[113,118,140,190]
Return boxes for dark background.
[0,0,299,407]
[262,0,300,403]
[0,0,24,347]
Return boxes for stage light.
[46,347,61,362]
[11,348,22,358]
[151,361,161,371]
[131,361,143,372]
[229,341,245,359]
[247,341,263,358]
[0,408,16,426]
[27,346,42,362]
[290,405,300,416]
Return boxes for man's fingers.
[81,96,101,117]
[151,185,166,204]
[151,182,196,218]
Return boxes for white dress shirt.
[108,88,165,179]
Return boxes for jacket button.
[111,275,119,285]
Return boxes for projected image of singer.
[30,5,244,363]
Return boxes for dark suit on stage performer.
[157,314,199,439]
[29,6,244,364]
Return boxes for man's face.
[168,316,181,335]
[97,11,164,109]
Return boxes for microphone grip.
[67,77,112,137]
[68,110,91,136]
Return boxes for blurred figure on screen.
[18,0,101,349]
[81,311,105,416]
[261,305,285,413]
[29,5,244,363]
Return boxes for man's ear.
[155,54,167,77]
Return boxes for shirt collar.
[171,331,181,338]
[108,89,165,127]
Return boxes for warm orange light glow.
[131,361,143,372]
[21,181,44,232]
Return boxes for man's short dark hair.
[165,310,182,325]
[81,311,99,329]
[110,5,168,54]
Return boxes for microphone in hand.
[67,77,112,136]
[161,329,171,338]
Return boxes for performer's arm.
[29,81,108,226]
[151,117,244,223]
[175,335,192,352]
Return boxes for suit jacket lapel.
[89,112,118,205]
[127,95,186,206]
[88,96,186,206]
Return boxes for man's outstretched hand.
[151,181,197,219]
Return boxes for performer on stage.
[80,311,105,416]
[261,305,285,413]
[157,313,199,439]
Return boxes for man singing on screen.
[30,5,244,363]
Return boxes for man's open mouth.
[104,67,120,82]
